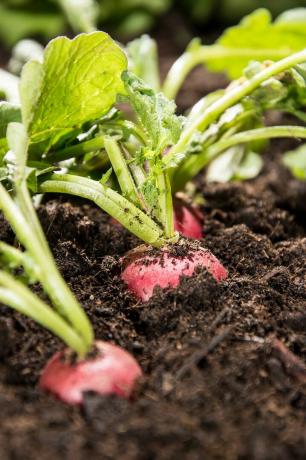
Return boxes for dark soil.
[1,144,306,460]
[1,18,306,460]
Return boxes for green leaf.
[122,71,184,154]
[20,61,44,131]
[180,103,248,164]
[206,145,245,182]
[127,35,160,91]
[20,32,127,153]
[283,143,306,179]
[0,102,21,139]
[6,122,29,183]
[206,146,263,183]
[0,102,21,161]
[244,64,306,121]
[140,177,159,211]
[208,8,306,78]
[234,151,263,180]
[0,69,20,104]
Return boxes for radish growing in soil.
[0,16,305,403]
[0,122,142,405]
[11,10,303,248]
[6,32,302,301]
[40,341,142,404]
[2,24,306,306]
[121,242,227,302]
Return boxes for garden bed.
[0,137,305,459]
[0,18,306,460]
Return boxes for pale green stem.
[170,50,306,188]
[0,242,40,281]
[104,136,141,207]
[163,44,292,100]
[207,126,306,157]
[0,271,87,355]
[39,174,166,247]
[173,125,306,191]
[172,50,306,156]
[122,145,147,189]
[121,145,149,212]
[0,183,93,350]
[156,172,175,239]
[49,136,105,163]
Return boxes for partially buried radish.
[173,196,204,239]
[121,241,227,302]
[40,341,142,405]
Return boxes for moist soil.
[1,18,306,460]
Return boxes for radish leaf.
[283,144,306,179]
[209,8,306,77]
[122,72,184,154]
[0,102,21,140]
[20,32,127,151]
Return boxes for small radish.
[121,242,227,301]
[39,341,142,405]
[173,196,204,239]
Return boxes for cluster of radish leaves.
[0,8,305,403]
[0,9,305,258]
[2,8,305,187]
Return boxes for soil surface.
[1,17,306,460]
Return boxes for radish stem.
[0,271,88,355]
[0,183,93,350]
[170,50,306,160]
[39,174,166,247]
[104,136,141,206]
[163,45,292,100]
[173,125,306,191]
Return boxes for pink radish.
[173,197,204,239]
[39,341,142,405]
[121,243,227,302]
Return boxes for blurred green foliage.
[0,0,305,46]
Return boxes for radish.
[6,32,306,411]
[121,242,227,301]
[39,341,142,405]
[173,196,204,239]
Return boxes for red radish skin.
[39,341,142,405]
[121,245,227,302]
[110,198,204,240]
[173,197,204,239]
